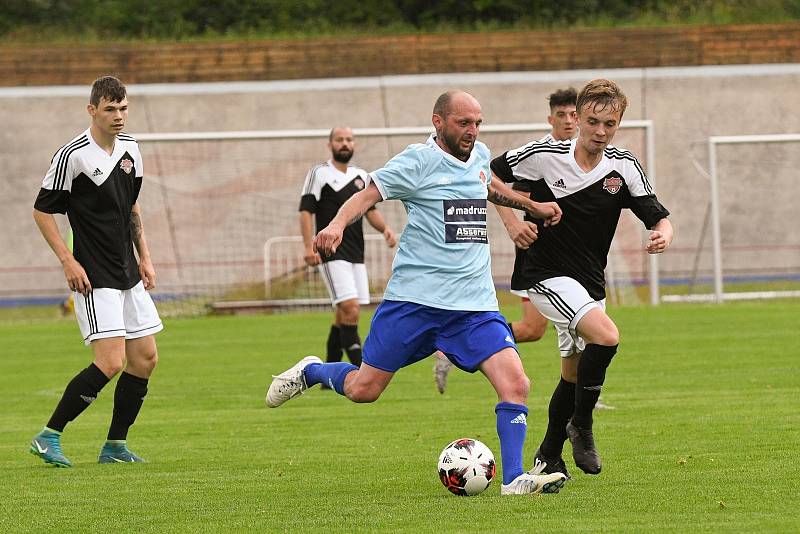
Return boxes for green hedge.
[2,0,798,40]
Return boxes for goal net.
[662,134,800,303]
[126,122,657,315]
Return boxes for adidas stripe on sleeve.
[34,133,90,214]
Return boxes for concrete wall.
[2,63,799,301]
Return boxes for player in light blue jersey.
[267,91,567,495]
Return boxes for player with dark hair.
[29,75,162,467]
[300,127,397,369]
[433,87,579,393]
[491,78,673,477]
[268,91,569,496]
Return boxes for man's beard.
[332,148,353,163]
[439,128,474,161]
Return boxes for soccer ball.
[437,438,496,496]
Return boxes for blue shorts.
[362,300,517,373]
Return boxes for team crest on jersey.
[479,171,487,184]
[602,174,623,194]
[354,177,365,190]
[120,159,133,174]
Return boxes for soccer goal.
[132,121,659,315]
[662,133,800,303]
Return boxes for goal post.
[663,133,800,304]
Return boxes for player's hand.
[504,218,538,249]
[645,229,672,254]
[527,201,562,227]
[314,223,344,257]
[62,256,92,295]
[383,228,398,248]
[303,247,321,266]
[139,258,156,290]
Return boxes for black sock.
[47,363,110,432]
[573,344,618,428]
[326,325,343,363]
[107,372,149,441]
[506,322,516,342]
[339,324,362,366]
[540,377,576,457]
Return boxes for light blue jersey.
[370,135,498,311]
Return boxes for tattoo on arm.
[488,189,529,211]
[130,210,143,251]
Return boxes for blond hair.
[576,79,628,117]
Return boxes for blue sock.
[304,362,358,396]
[495,402,529,485]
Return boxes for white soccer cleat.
[266,356,322,408]
[433,352,453,394]
[500,460,567,495]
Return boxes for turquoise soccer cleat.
[98,441,146,464]
[30,429,72,468]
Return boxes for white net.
[130,123,656,314]
[663,135,800,302]
[0,124,655,318]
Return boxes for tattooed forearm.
[130,210,143,251]
[488,189,530,211]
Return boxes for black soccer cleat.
[534,447,571,480]
[566,420,602,474]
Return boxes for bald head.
[329,126,353,142]
[433,90,480,119]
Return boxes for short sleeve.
[370,146,424,201]
[133,145,144,179]
[299,165,323,212]
[33,146,75,214]
[490,152,515,183]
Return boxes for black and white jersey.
[34,129,144,290]
[492,138,670,300]
[298,160,374,263]
[509,133,557,286]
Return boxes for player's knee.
[596,327,620,347]
[98,358,125,378]
[141,349,158,373]
[346,382,382,403]
[505,373,530,402]
[337,301,360,324]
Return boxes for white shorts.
[318,260,370,306]
[526,276,605,358]
[510,289,530,300]
[74,281,163,346]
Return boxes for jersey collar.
[426,134,478,168]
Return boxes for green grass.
[1,301,799,532]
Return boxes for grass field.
[1,300,799,532]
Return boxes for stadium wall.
[1,23,799,86]
[2,63,799,302]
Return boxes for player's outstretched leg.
[266,356,324,407]
[98,440,145,463]
[433,351,452,394]
[30,428,72,467]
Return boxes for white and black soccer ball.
[437,438,496,496]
